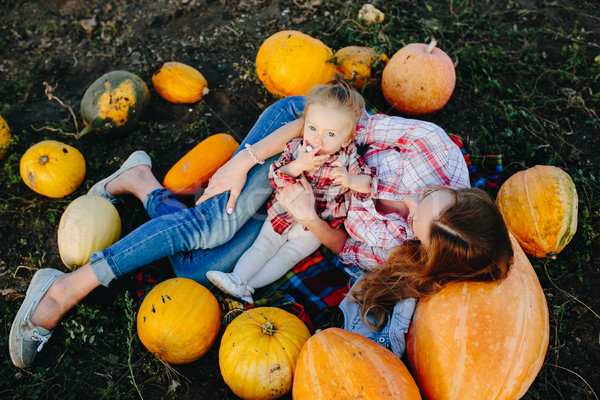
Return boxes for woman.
[9,95,513,368]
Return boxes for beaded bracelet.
[245,143,265,165]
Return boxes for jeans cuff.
[89,250,117,287]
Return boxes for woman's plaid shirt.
[338,112,470,270]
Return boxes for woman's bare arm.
[196,118,303,210]
[275,176,349,253]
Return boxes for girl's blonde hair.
[349,187,514,330]
[303,75,365,139]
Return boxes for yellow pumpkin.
[333,46,388,89]
[20,140,86,198]
[163,133,239,195]
[496,165,578,258]
[57,195,121,270]
[256,30,336,97]
[293,328,422,400]
[152,61,209,103]
[137,278,221,364]
[219,307,311,400]
[382,39,456,115]
[406,235,549,400]
[0,115,10,159]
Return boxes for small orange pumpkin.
[256,30,336,97]
[163,133,239,195]
[0,115,10,159]
[406,235,549,400]
[293,328,422,400]
[333,46,388,89]
[219,307,311,400]
[20,140,86,198]
[382,39,455,115]
[496,165,578,258]
[152,61,209,104]
[137,278,221,364]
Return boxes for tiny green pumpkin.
[79,70,150,138]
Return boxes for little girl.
[207,80,376,302]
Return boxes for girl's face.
[302,103,354,155]
[404,188,455,247]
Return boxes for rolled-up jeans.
[89,96,306,287]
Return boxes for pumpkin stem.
[39,155,49,165]
[261,321,277,336]
[425,39,437,54]
[76,124,94,139]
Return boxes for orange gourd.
[219,307,311,400]
[20,140,86,198]
[496,165,578,258]
[152,61,209,103]
[137,278,221,364]
[293,327,422,400]
[163,133,239,195]
[406,235,549,400]
[0,115,10,159]
[333,46,388,89]
[382,39,455,115]
[256,30,336,97]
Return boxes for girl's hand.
[196,152,249,213]
[275,175,318,223]
[329,160,352,187]
[293,141,330,172]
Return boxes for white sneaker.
[206,271,254,303]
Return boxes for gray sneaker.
[87,150,152,203]
[206,271,254,303]
[9,268,64,368]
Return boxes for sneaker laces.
[30,330,52,352]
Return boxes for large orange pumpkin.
[219,307,311,400]
[163,133,239,195]
[152,61,209,103]
[137,278,221,364]
[255,30,336,97]
[333,46,388,89]
[382,40,455,115]
[20,140,86,198]
[406,235,549,400]
[293,327,422,400]
[496,165,578,258]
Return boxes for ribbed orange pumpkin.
[333,46,388,89]
[20,140,86,198]
[163,133,239,195]
[406,235,549,400]
[382,40,455,115]
[152,61,209,103]
[137,278,221,364]
[219,307,311,400]
[256,30,336,97]
[496,165,578,258]
[0,115,10,159]
[293,328,422,400]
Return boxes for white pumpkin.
[58,195,121,270]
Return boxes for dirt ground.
[0,0,599,399]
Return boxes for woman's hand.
[275,176,319,224]
[196,152,251,213]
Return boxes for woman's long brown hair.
[349,187,514,330]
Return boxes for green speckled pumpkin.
[79,70,150,138]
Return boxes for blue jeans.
[89,96,307,287]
